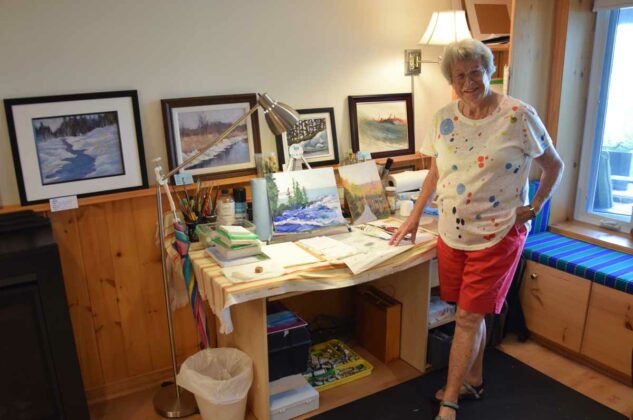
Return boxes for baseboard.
[529,332,632,386]
[85,367,174,405]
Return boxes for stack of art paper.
[265,167,346,234]
[337,161,390,224]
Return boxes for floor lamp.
[153,93,300,418]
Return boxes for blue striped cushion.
[523,232,633,295]
[528,180,550,234]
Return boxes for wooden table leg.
[216,298,269,420]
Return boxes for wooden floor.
[89,335,633,419]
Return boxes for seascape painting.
[338,161,390,224]
[175,106,252,171]
[32,111,124,185]
[356,101,409,153]
[265,167,346,233]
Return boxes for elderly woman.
[390,39,564,420]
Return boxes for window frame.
[575,8,633,231]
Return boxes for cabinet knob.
[530,273,538,280]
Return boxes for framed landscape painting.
[4,90,147,205]
[161,93,261,180]
[348,93,415,159]
[275,107,339,168]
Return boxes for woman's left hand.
[515,205,535,226]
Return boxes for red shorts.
[437,224,527,314]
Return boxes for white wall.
[0,0,452,206]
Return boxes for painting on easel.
[265,167,346,233]
[338,161,390,224]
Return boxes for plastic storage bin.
[267,303,311,382]
[176,348,253,420]
[270,382,319,420]
[427,325,453,369]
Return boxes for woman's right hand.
[388,214,420,246]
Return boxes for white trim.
[593,0,633,12]
[574,10,633,231]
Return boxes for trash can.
[177,348,253,420]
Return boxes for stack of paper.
[208,225,263,263]
[260,242,320,268]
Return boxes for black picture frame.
[275,107,339,169]
[4,90,148,205]
[161,93,261,180]
[348,93,415,159]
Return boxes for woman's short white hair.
[440,39,496,83]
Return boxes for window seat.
[523,231,633,295]
[519,181,633,384]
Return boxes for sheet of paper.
[49,195,78,212]
[298,236,360,260]
[222,260,285,283]
[261,242,321,267]
[331,231,413,274]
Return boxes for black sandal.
[435,400,459,420]
[461,382,484,401]
[434,381,484,402]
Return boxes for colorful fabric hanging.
[173,221,210,348]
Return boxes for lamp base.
[153,384,198,418]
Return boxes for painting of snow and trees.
[265,167,346,233]
[338,161,390,224]
[356,101,409,153]
[287,117,329,157]
[32,111,124,185]
[276,108,339,168]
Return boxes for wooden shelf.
[488,43,510,51]
[0,174,254,215]
[294,345,422,419]
[550,220,633,255]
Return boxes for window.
[576,6,633,230]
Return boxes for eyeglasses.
[451,67,485,84]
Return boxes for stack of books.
[206,225,265,267]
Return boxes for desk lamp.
[153,93,300,418]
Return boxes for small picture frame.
[161,93,261,180]
[464,0,512,41]
[348,93,415,159]
[4,90,148,205]
[275,107,339,168]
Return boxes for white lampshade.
[419,10,472,45]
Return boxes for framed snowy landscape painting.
[161,93,261,180]
[4,90,148,205]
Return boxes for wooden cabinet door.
[581,283,633,379]
[520,261,591,352]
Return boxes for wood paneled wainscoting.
[0,178,254,404]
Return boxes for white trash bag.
[177,348,253,420]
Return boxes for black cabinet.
[0,212,88,420]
